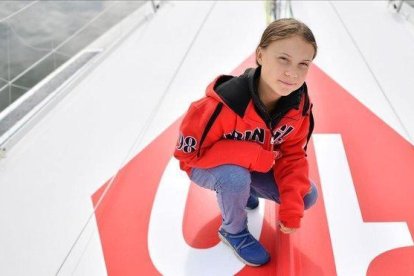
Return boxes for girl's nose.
[284,70,298,78]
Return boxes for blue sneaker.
[218,228,270,266]
[246,194,259,210]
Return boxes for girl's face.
[256,35,315,98]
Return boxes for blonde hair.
[256,18,318,66]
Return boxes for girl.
[174,18,318,267]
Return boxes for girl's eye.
[278,57,288,62]
[300,63,309,67]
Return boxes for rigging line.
[7,23,11,106]
[54,8,154,276]
[10,83,30,91]
[87,0,217,219]
[0,1,39,23]
[288,0,294,18]
[329,1,412,143]
[54,2,217,274]
[70,222,97,275]
[54,10,156,274]
[52,50,73,59]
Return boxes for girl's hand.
[279,222,297,234]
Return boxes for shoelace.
[227,232,256,250]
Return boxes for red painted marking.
[182,183,221,248]
[307,65,414,275]
[92,52,414,275]
[92,121,180,276]
[367,247,414,275]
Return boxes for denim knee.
[304,181,318,209]
[213,165,251,193]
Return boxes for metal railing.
[265,0,294,24]
[0,1,149,114]
[0,1,160,156]
[388,0,414,24]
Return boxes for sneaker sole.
[218,231,269,267]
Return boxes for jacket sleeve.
[174,98,275,173]
[273,112,312,228]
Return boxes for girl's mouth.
[279,80,296,86]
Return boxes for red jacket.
[174,66,314,228]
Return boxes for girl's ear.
[256,47,263,65]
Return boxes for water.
[0,1,146,112]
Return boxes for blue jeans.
[190,164,318,234]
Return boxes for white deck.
[0,1,413,275]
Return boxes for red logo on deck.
[92,58,414,276]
